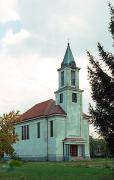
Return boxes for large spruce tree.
[87,3,114,157]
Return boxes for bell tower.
[55,43,83,137]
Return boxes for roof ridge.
[20,99,66,122]
[35,99,53,106]
[44,99,55,115]
[20,99,53,118]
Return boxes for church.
[13,43,90,161]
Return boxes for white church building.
[13,43,90,161]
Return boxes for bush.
[104,160,112,168]
[11,152,22,161]
[7,159,23,168]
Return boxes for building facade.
[13,43,90,161]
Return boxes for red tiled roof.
[19,99,89,122]
[20,99,66,122]
[63,138,85,142]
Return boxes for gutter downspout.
[46,117,48,161]
[63,141,64,161]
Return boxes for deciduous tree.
[0,111,20,157]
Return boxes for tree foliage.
[89,136,108,158]
[87,3,114,157]
[0,111,20,157]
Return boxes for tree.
[0,111,20,157]
[87,3,114,157]
[89,136,108,158]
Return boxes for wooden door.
[70,145,78,156]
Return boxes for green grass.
[0,158,114,180]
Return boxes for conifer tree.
[87,3,114,157]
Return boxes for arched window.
[61,71,64,86]
[50,121,53,137]
[60,93,63,103]
[72,93,77,103]
[37,122,40,138]
[71,70,75,86]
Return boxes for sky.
[0,0,114,135]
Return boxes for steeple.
[55,43,83,138]
[61,43,76,69]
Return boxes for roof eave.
[15,113,67,125]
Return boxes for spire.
[61,43,76,69]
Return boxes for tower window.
[60,93,63,103]
[37,122,40,138]
[50,121,53,137]
[72,93,77,103]
[61,71,64,86]
[71,70,75,86]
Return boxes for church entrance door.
[70,145,78,156]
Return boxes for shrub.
[7,159,23,168]
[11,152,22,161]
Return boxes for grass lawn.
[0,158,114,180]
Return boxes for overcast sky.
[0,0,114,129]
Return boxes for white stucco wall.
[55,90,84,138]
[13,115,66,161]
[81,118,90,158]
[13,118,47,160]
[55,116,66,160]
